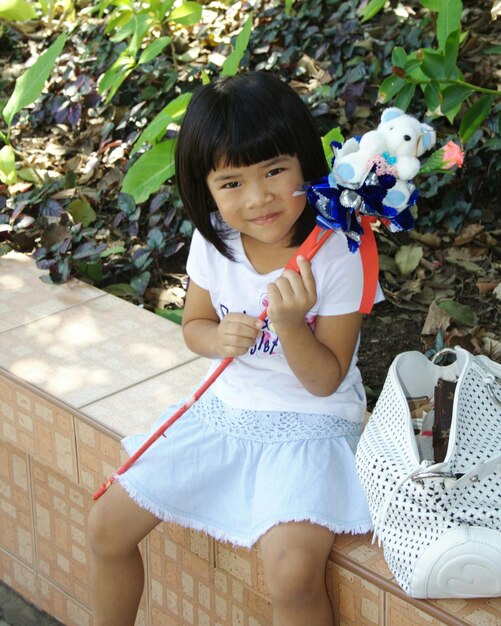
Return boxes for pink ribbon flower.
[418,140,465,175]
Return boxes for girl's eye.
[266,168,284,177]
[222,181,240,189]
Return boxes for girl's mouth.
[250,213,280,226]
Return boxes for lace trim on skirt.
[192,391,362,442]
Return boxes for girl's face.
[206,155,306,251]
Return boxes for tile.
[0,251,103,333]
[80,357,211,436]
[0,548,39,607]
[147,523,213,625]
[38,577,93,626]
[0,373,78,479]
[331,533,394,580]
[0,294,196,408]
[328,562,384,625]
[31,460,93,608]
[75,417,126,493]
[432,596,501,625]
[0,441,35,566]
[386,593,449,625]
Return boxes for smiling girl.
[88,71,381,626]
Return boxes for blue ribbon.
[305,162,418,252]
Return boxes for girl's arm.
[267,256,362,397]
[182,280,263,358]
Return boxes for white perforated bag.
[356,347,501,598]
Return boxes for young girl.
[88,71,380,626]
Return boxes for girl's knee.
[87,485,158,559]
[263,545,325,608]
[87,501,128,559]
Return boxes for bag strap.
[442,454,501,489]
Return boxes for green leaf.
[394,82,416,111]
[130,92,191,156]
[168,1,202,26]
[0,0,37,20]
[0,144,16,185]
[66,199,97,227]
[391,47,407,68]
[155,307,183,324]
[98,54,136,102]
[436,0,463,51]
[3,32,66,128]
[100,245,126,257]
[74,261,103,284]
[443,29,460,77]
[395,245,423,275]
[122,139,176,203]
[138,35,172,65]
[420,49,445,80]
[441,85,472,114]
[104,283,138,297]
[482,45,501,54]
[128,12,153,56]
[437,299,477,326]
[424,80,441,113]
[378,75,406,103]
[221,12,253,77]
[419,0,442,9]
[459,94,496,144]
[131,270,151,295]
[403,56,421,75]
[358,0,387,23]
[322,127,343,161]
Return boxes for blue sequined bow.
[305,160,418,252]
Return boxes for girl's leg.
[87,482,161,626]
[259,522,335,626]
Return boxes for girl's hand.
[266,256,317,333]
[215,312,263,358]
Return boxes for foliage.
[0,0,499,335]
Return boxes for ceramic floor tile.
[80,357,211,436]
[38,577,93,626]
[0,251,104,333]
[0,441,35,567]
[329,562,384,625]
[31,459,93,608]
[332,533,393,580]
[74,416,126,494]
[0,549,39,607]
[147,523,212,626]
[386,592,451,625]
[432,596,501,625]
[0,294,195,408]
[0,373,78,480]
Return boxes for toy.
[332,107,436,210]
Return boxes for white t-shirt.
[186,224,383,423]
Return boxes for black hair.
[175,72,329,258]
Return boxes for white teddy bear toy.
[332,107,436,210]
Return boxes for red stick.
[92,227,332,500]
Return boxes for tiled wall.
[1,251,501,626]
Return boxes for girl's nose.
[245,183,273,209]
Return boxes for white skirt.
[118,391,373,547]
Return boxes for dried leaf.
[395,245,423,275]
[453,223,485,246]
[422,300,451,336]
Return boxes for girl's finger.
[297,255,316,296]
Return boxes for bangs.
[201,79,301,173]
[214,121,297,171]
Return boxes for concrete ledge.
[1,251,500,626]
